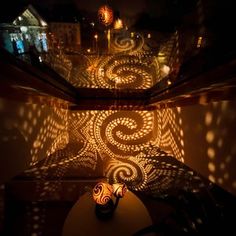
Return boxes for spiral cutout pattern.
[106,159,148,191]
[93,182,113,205]
[111,33,144,54]
[92,54,155,89]
[93,110,159,159]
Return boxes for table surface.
[62,190,153,236]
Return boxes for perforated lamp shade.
[93,182,113,205]
[112,183,127,198]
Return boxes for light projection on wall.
[21,108,185,195]
[203,101,236,190]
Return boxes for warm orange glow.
[197,36,203,48]
[112,183,127,198]
[114,18,123,30]
[93,182,113,205]
[98,5,114,26]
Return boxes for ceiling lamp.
[98,5,114,26]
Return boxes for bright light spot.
[208,162,215,172]
[114,18,123,30]
[87,48,91,53]
[207,148,215,159]
[197,36,202,48]
[33,140,41,148]
[205,112,213,126]
[94,34,98,39]
[130,32,134,38]
[41,20,47,26]
[20,26,28,33]
[206,131,214,143]
[147,33,151,38]
[18,16,23,21]
[161,65,170,76]
[208,175,215,183]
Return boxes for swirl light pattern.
[111,33,144,55]
[23,107,184,198]
[90,55,157,89]
[93,182,113,205]
[92,110,160,159]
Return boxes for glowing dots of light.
[207,147,215,159]
[208,175,215,183]
[205,112,213,126]
[206,131,215,143]
[208,162,215,172]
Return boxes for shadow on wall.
[0,98,69,183]
[179,100,236,195]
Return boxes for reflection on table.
[62,190,153,236]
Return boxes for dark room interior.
[0,0,236,235]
